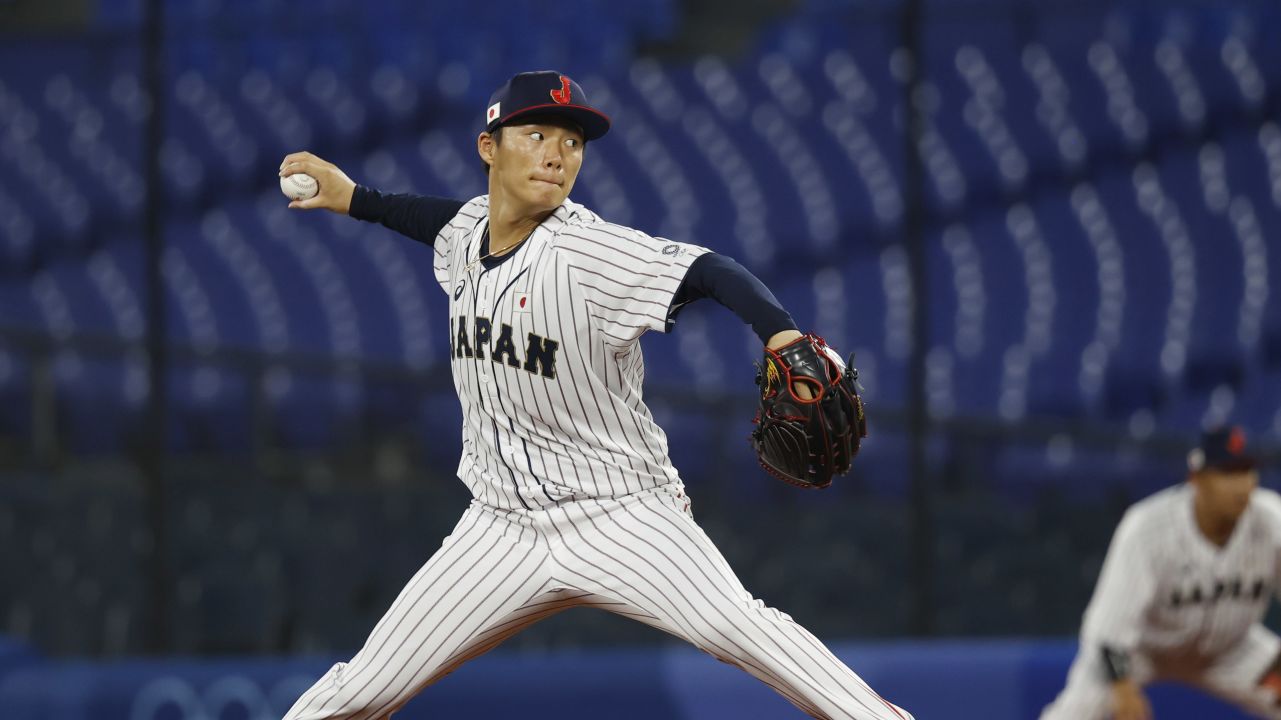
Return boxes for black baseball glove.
[750,333,867,489]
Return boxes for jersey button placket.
[476,274,494,387]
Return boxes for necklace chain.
[464,226,533,273]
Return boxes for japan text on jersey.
[431,195,710,511]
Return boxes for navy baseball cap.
[484,71,611,141]
[1189,425,1257,473]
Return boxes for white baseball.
[280,172,319,201]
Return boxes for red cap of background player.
[1188,425,1257,473]
[484,71,611,141]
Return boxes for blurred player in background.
[276,71,910,720]
[1041,426,1281,720]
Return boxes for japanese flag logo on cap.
[486,102,501,124]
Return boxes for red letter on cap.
[551,76,572,105]
[1229,427,1247,454]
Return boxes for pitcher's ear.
[478,131,497,170]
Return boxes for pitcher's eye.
[529,131,544,141]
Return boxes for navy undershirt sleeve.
[672,253,798,344]
[348,185,465,246]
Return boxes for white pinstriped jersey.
[1082,484,1281,659]
[286,193,916,720]
[432,195,710,511]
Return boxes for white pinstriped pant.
[283,484,912,720]
[1041,627,1281,720]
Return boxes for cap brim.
[1205,457,1258,473]
[489,103,611,141]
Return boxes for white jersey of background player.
[1042,426,1281,720]
[276,71,912,720]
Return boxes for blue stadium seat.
[54,353,146,455]
[1236,372,1281,441]
[1162,146,1249,390]
[993,439,1185,506]
[167,362,255,455]
[1089,169,1172,418]
[1,0,1279,479]
[1022,193,1099,417]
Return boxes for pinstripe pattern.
[1041,485,1281,718]
[285,195,912,719]
[285,487,912,720]
[437,196,707,511]
[285,503,554,719]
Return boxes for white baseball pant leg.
[544,485,913,720]
[282,501,568,720]
[1195,625,1281,720]
[284,487,913,720]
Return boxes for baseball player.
[276,71,910,720]
[1041,425,1281,720]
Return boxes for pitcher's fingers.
[280,159,328,178]
[290,195,326,210]
[279,161,312,177]
[279,152,328,173]
[279,151,317,169]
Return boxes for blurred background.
[2,0,1280,717]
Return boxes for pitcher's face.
[481,118,585,212]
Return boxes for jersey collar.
[475,199,583,272]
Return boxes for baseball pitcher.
[277,71,908,720]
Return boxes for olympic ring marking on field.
[129,672,318,720]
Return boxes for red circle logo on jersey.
[520,297,527,308]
